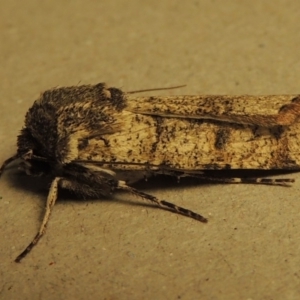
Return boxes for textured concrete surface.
[1,1,300,299]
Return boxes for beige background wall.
[1,1,300,299]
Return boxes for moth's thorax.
[17,83,127,164]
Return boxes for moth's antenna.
[127,85,186,94]
[0,154,19,177]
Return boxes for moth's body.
[21,84,300,180]
[2,82,300,262]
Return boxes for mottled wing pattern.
[74,92,300,172]
[126,94,300,127]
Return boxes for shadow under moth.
[1,82,300,262]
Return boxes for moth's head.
[15,127,52,177]
[17,151,51,176]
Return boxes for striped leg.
[117,180,207,223]
[15,177,61,262]
[187,174,294,186]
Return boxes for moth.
[1,82,300,262]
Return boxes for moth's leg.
[117,180,207,223]
[181,172,294,187]
[0,154,19,176]
[15,177,61,263]
[152,170,294,187]
[215,177,294,186]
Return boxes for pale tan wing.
[75,109,300,171]
[126,94,300,127]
